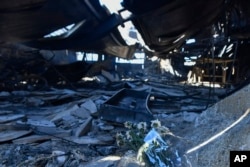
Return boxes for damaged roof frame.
[0,0,137,59]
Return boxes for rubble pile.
[1,77,245,167]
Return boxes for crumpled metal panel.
[123,0,225,56]
[0,0,136,59]
[99,88,154,124]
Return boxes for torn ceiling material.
[1,0,250,59]
[122,0,225,56]
[0,0,136,59]
[122,0,250,56]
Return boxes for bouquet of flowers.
[116,119,186,167]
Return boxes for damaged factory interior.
[1,0,250,166]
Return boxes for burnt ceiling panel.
[0,0,136,58]
[0,0,92,41]
[122,0,225,56]
[0,0,250,59]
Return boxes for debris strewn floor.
[0,79,249,167]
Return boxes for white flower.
[116,132,123,140]
[126,130,132,140]
[116,132,125,146]
[137,122,147,132]
[151,119,161,128]
[124,121,133,129]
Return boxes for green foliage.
[115,119,178,166]
[116,121,148,151]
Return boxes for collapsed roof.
[0,0,250,59]
[0,0,137,59]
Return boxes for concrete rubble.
[0,77,249,167]
[1,1,250,166]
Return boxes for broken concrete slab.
[12,135,52,144]
[0,130,32,143]
[0,114,25,124]
[33,126,72,137]
[23,118,56,127]
[0,123,30,131]
[65,134,114,145]
[80,99,98,115]
[51,104,79,122]
[70,107,91,119]
[75,117,93,137]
